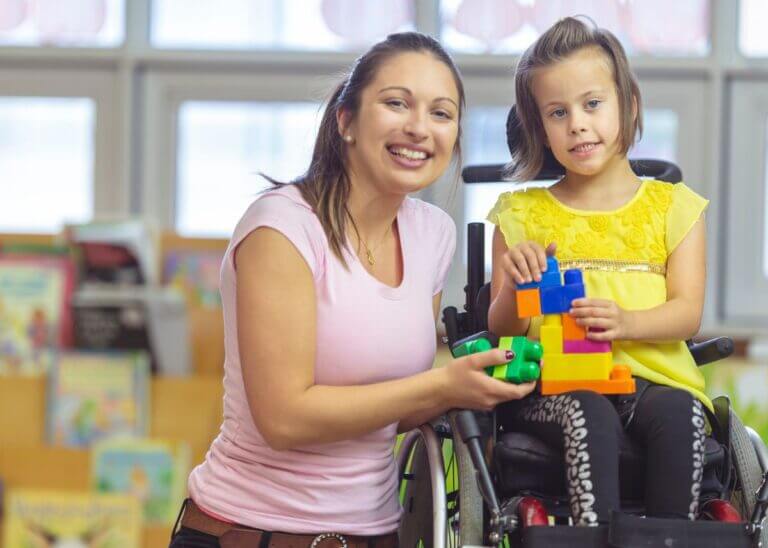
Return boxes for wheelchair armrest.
[687,337,734,366]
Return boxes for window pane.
[463,106,679,270]
[739,0,768,57]
[151,0,415,50]
[441,0,709,57]
[0,97,95,233]
[0,0,124,47]
[175,101,320,237]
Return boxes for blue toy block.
[540,285,570,314]
[517,256,562,290]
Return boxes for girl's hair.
[266,32,465,265]
[509,16,643,181]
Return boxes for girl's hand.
[501,241,557,287]
[443,348,536,411]
[569,298,633,341]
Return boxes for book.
[66,219,158,285]
[92,437,190,524]
[3,488,142,548]
[163,249,224,309]
[0,254,75,375]
[47,351,150,447]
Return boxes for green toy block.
[491,336,542,384]
[451,337,493,358]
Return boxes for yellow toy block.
[516,288,541,318]
[562,313,586,341]
[541,352,613,381]
[543,314,562,326]
[540,325,563,355]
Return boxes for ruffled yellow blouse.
[487,180,711,409]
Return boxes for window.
[739,0,768,57]
[0,97,95,233]
[0,0,125,47]
[441,0,709,57]
[151,0,415,50]
[175,101,320,237]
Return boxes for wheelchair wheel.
[398,423,485,547]
[728,409,765,526]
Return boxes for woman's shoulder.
[401,196,454,229]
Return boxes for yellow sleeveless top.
[487,180,711,409]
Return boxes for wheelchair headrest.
[507,105,565,177]
[503,104,683,183]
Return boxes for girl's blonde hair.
[508,16,643,181]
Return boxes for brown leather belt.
[179,499,399,548]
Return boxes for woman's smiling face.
[341,50,461,197]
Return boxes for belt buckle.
[310,532,348,547]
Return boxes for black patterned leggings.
[497,385,706,526]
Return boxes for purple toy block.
[564,339,612,354]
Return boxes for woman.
[171,32,535,548]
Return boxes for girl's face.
[340,51,460,198]
[532,47,624,177]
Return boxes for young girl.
[488,17,709,527]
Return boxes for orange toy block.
[516,288,541,318]
[562,313,586,341]
[540,364,635,395]
[540,352,613,381]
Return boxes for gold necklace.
[350,217,392,267]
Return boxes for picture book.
[162,249,224,309]
[47,350,150,447]
[92,437,190,524]
[3,488,142,548]
[0,254,75,375]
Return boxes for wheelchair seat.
[493,429,726,501]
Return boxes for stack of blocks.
[516,257,635,395]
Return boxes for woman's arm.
[571,217,706,342]
[488,227,531,336]
[237,227,533,450]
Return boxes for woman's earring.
[344,134,354,144]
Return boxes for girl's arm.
[488,227,531,336]
[571,216,706,341]
[236,227,534,450]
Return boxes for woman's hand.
[442,348,536,411]
[500,241,557,287]
[569,298,634,341]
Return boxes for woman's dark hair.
[508,16,643,181]
[265,32,465,265]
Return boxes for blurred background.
[0,0,768,545]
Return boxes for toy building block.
[562,313,586,341]
[452,336,493,358]
[541,364,635,395]
[563,339,612,354]
[495,336,542,383]
[540,325,563,354]
[517,256,562,289]
[541,352,613,381]
[540,269,586,314]
[516,288,541,318]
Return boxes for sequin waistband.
[559,259,666,275]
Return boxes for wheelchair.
[396,107,768,547]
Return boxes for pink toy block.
[563,339,612,354]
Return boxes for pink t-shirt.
[187,184,456,535]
